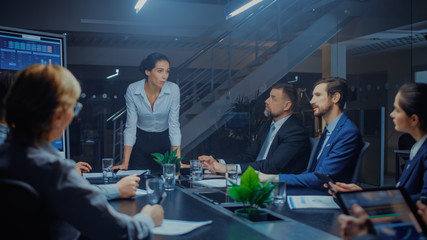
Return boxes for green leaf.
[228,186,251,203]
[151,153,164,166]
[240,166,259,190]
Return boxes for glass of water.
[162,163,176,191]
[102,158,114,184]
[146,178,165,204]
[226,164,238,187]
[273,182,286,206]
[190,160,203,181]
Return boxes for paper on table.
[116,170,148,177]
[151,219,212,235]
[287,195,339,209]
[135,189,147,196]
[82,172,103,179]
[193,179,226,188]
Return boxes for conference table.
[95,173,342,240]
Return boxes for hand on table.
[257,171,278,183]
[338,204,376,240]
[75,161,92,175]
[325,182,363,197]
[117,174,140,199]
[113,163,128,171]
[141,204,164,227]
[198,155,226,174]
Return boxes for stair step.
[185,113,198,120]
[201,100,213,107]
[216,88,229,96]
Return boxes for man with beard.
[259,77,363,189]
[199,83,310,174]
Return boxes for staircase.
[109,0,364,160]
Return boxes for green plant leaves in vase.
[152,148,184,173]
[228,166,277,215]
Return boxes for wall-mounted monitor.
[0,25,68,159]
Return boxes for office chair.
[0,178,51,239]
[306,137,320,170]
[351,141,371,183]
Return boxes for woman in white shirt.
[114,53,181,173]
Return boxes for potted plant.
[228,166,277,221]
[152,148,183,173]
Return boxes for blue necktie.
[309,128,328,171]
[256,122,276,161]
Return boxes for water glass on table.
[146,178,165,204]
[163,163,176,191]
[225,164,238,187]
[102,158,114,184]
[273,182,286,206]
[190,160,203,181]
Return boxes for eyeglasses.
[74,102,83,116]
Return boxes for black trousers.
[128,128,171,174]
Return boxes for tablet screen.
[337,188,426,240]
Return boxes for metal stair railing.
[107,107,126,164]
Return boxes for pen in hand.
[157,192,167,205]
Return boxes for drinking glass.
[163,163,176,191]
[225,164,238,187]
[190,160,203,181]
[102,158,114,184]
[146,178,165,204]
[273,182,286,205]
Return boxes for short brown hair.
[6,64,81,145]
[272,83,298,112]
[314,77,347,110]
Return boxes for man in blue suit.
[259,77,362,189]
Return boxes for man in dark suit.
[259,77,363,189]
[199,83,310,175]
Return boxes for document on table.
[287,195,340,209]
[82,172,103,179]
[193,179,227,187]
[116,170,148,177]
[151,219,212,235]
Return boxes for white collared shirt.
[123,79,181,147]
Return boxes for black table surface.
[91,174,342,240]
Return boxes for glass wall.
[67,0,427,186]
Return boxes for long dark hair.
[398,83,427,132]
[139,52,170,79]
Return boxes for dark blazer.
[227,114,310,174]
[397,138,427,202]
[279,113,363,189]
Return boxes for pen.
[157,192,167,205]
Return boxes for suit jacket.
[279,113,363,189]
[227,114,310,174]
[397,139,427,202]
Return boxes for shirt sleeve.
[95,184,120,200]
[123,86,138,147]
[47,160,155,240]
[168,84,181,146]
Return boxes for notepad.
[287,195,339,209]
[151,219,212,235]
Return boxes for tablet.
[337,188,427,239]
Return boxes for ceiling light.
[135,0,147,14]
[106,69,119,79]
[226,0,263,20]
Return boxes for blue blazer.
[279,113,363,189]
[397,139,427,202]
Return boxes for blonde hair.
[6,64,81,144]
